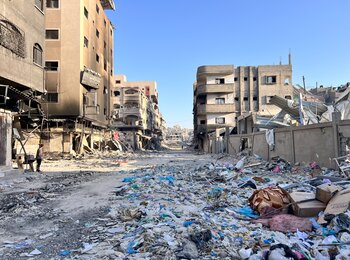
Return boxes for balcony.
[197,123,234,133]
[120,107,142,117]
[196,84,234,95]
[123,95,141,103]
[197,104,235,115]
[100,0,116,10]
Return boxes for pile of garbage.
[84,155,350,259]
[1,154,349,259]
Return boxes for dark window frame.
[33,43,43,66]
[45,29,59,40]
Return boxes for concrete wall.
[222,120,350,168]
[0,109,12,166]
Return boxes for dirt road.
[0,150,213,259]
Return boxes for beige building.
[112,75,163,149]
[193,56,293,150]
[0,0,46,116]
[44,0,115,127]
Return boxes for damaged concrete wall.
[0,109,12,166]
[224,119,350,168]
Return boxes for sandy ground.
[0,150,214,259]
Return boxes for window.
[47,0,59,8]
[215,98,225,104]
[253,77,257,81]
[84,37,89,48]
[244,77,248,81]
[84,7,89,18]
[115,80,121,84]
[200,120,206,125]
[243,97,248,101]
[234,77,238,82]
[215,117,225,124]
[35,0,43,11]
[45,93,58,103]
[104,41,107,49]
[104,19,107,27]
[0,20,26,58]
[104,59,107,71]
[285,95,292,100]
[266,76,277,84]
[215,78,225,84]
[234,97,239,101]
[45,61,59,71]
[96,54,99,63]
[96,29,100,38]
[104,108,106,115]
[96,4,100,14]
[46,29,59,39]
[114,91,120,96]
[33,43,43,65]
[253,96,258,101]
[104,86,108,94]
[284,78,290,85]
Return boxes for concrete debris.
[0,151,350,259]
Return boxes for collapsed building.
[111,75,165,150]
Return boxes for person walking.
[36,143,44,172]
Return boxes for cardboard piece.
[289,192,326,217]
[316,184,343,204]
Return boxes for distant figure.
[36,143,44,172]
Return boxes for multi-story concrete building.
[112,75,164,149]
[0,0,46,166]
[42,0,115,153]
[0,0,46,114]
[193,56,293,150]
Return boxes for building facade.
[193,57,293,150]
[0,0,46,117]
[112,75,163,149]
[44,0,115,127]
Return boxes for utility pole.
[302,76,306,93]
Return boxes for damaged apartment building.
[193,55,293,151]
[111,75,165,150]
[0,0,46,169]
[38,0,116,155]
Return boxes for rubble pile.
[0,153,349,259]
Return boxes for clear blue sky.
[107,0,350,128]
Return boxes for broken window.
[243,97,248,101]
[253,96,258,101]
[84,7,89,19]
[114,91,120,96]
[0,19,25,58]
[199,120,206,125]
[35,0,43,11]
[215,117,225,124]
[253,77,257,81]
[44,93,58,103]
[96,54,99,63]
[265,76,277,84]
[104,59,107,71]
[33,43,43,65]
[234,97,239,101]
[96,4,100,14]
[115,80,121,84]
[84,37,89,48]
[215,98,225,104]
[244,77,248,81]
[46,29,59,40]
[45,61,58,71]
[47,0,59,8]
[104,86,108,94]
[284,78,290,85]
[96,29,100,38]
[285,95,292,100]
[234,77,238,82]
[104,41,107,49]
[215,78,225,84]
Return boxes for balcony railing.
[197,104,235,115]
[196,83,234,95]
